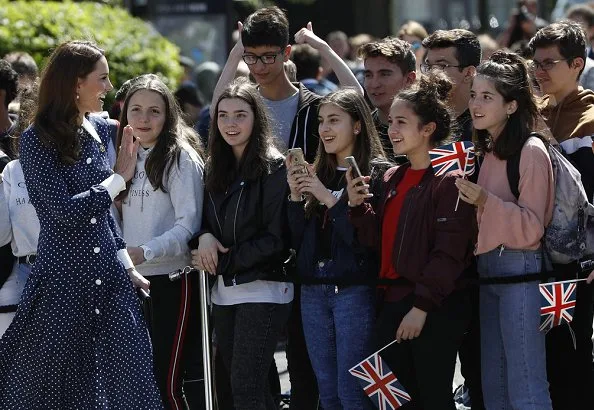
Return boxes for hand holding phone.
[345,155,372,207]
[345,156,364,186]
[287,148,309,175]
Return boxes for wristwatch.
[140,245,154,261]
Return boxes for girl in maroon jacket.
[348,72,476,409]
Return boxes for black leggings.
[213,302,291,410]
[376,292,470,410]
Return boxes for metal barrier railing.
[169,267,215,409]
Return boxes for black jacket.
[288,83,322,163]
[189,157,291,286]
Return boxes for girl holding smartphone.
[287,88,389,410]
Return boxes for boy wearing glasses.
[422,29,481,143]
[211,7,362,163]
[421,28,485,410]
[357,37,416,162]
[529,20,594,410]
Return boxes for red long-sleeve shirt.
[379,168,426,281]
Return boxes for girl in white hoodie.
[116,75,205,409]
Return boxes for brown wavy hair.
[116,75,204,195]
[305,88,387,217]
[33,41,104,164]
[206,78,278,193]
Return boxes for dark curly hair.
[393,71,454,147]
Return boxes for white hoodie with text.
[121,145,204,276]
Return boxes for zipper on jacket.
[334,285,338,294]
[208,193,223,236]
[209,184,243,286]
[395,187,416,272]
[289,103,312,158]
[233,185,245,245]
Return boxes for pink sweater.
[476,137,554,255]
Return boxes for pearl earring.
[76,93,80,101]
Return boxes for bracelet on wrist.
[288,193,306,202]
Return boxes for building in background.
[125,0,562,60]
[126,0,232,67]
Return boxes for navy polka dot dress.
[0,116,164,409]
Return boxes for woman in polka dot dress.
[0,41,163,409]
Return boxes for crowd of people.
[0,2,593,410]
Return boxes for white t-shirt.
[211,276,294,305]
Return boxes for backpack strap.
[505,132,545,200]
[506,150,521,200]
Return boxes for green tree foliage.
[0,0,182,104]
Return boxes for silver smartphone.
[345,156,364,186]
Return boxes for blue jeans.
[478,248,552,410]
[301,283,375,410]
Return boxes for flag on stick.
[349,345,411,409]
[539,278,584,333]
[429,141,476,211]
[429,141,475,177]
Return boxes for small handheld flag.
[539,279,582,333]
[349,351,411,409]
[429,141,475,177]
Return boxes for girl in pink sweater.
[456,51,554,410]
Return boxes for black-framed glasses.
[242,50,284,65]
[529,58,569,71]
[420,63,464,73]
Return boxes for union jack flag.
[429,141,475,177]
[349,352,411,409]
[539,279,578,332]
